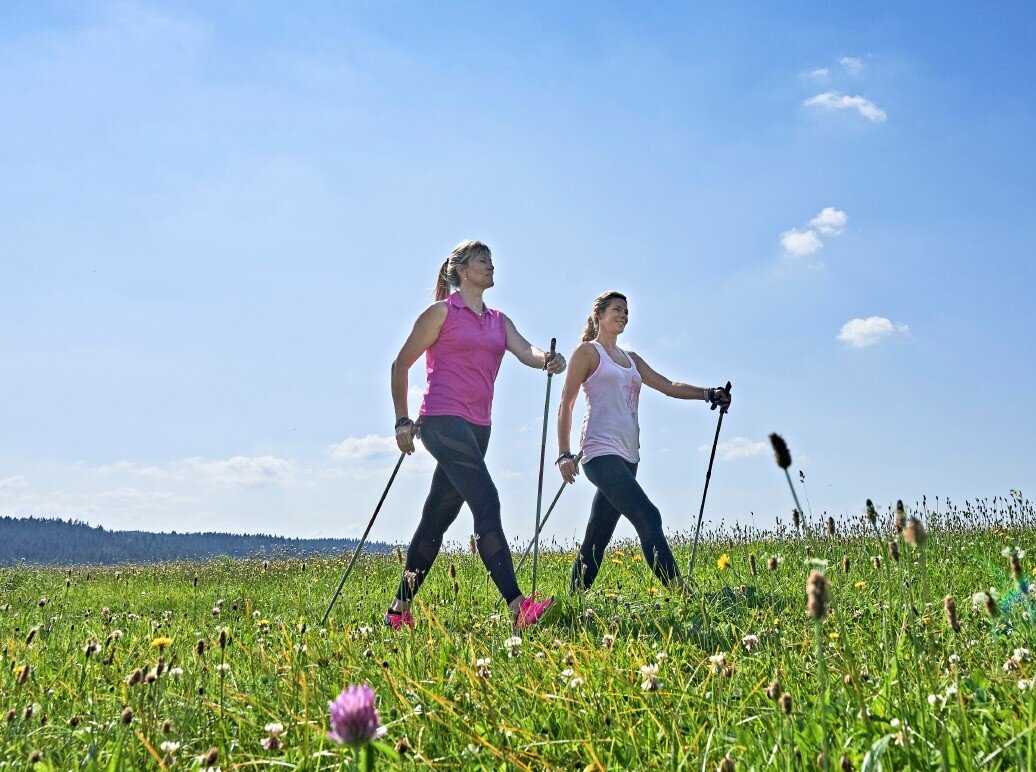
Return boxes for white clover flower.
[927,694,944,708]
[253,611,261,618]
[948,654,961,665]
[1014,648,1031,663]
[602,634,616,649]
[741,634,759,652]
[640,664,659,677]
[413,704,423,715]
[264,722,284,735]
[945,683,959,697]
[216,663,231,673]
[168,667,184,678]
[708,652,727,674]
[160,741,180,753]
[560,668,575,679]
[1019,679,1034,691]
[568,677,584,689]
[655,652,668,662]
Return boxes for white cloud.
[839,57,864,75]
[780,228,823,256]
[803,67,829,79]
[837,317,909,348]
[95,455,299,487]
[700,437,769,461]
[328,434,398,461]
[0,475,29,489]
[805,92,887,123]
[809,207,848,235]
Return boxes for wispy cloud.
[700,437,768,461]
[96,455,300,487]
[805,92,887,123]
[802,67,829,79]
[328,434,399,461]
[0,475,29,489]
[780,207,848,260]
[837,317,909,348]
[839,56,864,75]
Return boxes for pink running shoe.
[384,610,414,630]
[514,594,555,630]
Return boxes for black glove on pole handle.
[689,381,732,577]
[530,338,557,598]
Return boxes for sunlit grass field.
[2,496,1034,770]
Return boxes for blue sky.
[2,1,1034,548]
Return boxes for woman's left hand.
[545,351,567,375]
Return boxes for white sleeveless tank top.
[579,341,642,463]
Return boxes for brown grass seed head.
[769,433,791,469]
[806,571,829,620]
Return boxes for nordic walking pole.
[515,452,582,575]
[688,381,732,578]
[530,338,557,598]
[321,451,406,625]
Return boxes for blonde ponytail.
[433,240,491,300]
[581,291,627,342]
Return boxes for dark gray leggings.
[395,415,521,604]
[571,454,681,591]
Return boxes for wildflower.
[602,634,616,649]
[475,658,491,678]
[262,722,284,751]
[328,684,387,745]
[15,664,31,686]
[854,581,867,590]
[927,694,944,708]
[769,433,791,469]
[903,517,927,548]
[765,680,781,700]
[38,597,48,608]
[126,668,144,686]
[948,654,961,665]
[895,500,907,532]
[647,585,659,595]
[741,634,759,652]
[1014,647,1032,663]
[708,652,727,674]
[160,741,181,754]
[1003,659,1020,672]
[806,571,829,621]
[828,631,840,642]
[504,636,522,656]
[640,664,662,691]
[560,667,575,679]
[944,595,961,633]
[717,554,731,570]
[655,651,667,662]
[568,677,584,689]
[216,663,231,673]
[150,636,173,649]
[1019,679,1034,692]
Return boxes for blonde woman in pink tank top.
[556,291,731,591]
[385,240,566,631]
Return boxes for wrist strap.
[395,417,413,429]
[555,452,575,466]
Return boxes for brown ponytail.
[581,291,627,342]
[434,240,491,301]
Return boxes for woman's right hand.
[558,455,579,484]
[395,420,418,454]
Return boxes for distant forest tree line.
[0,516,389,566]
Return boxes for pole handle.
[712,380,733,412]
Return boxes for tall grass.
[1,494,1035,769]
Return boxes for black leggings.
[395,415,522,605]
[571,454,681,591]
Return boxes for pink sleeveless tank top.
[419,292,506,426]
[579,341,642,463]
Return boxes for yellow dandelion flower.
[611,557,623,565]
[854,581,867,590]
[717,554,731,570]
[647,586,659,595]
[827,631,840,641]
[632,554,642,562]
[150,637,173,649]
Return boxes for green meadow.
[2,497,1034,770]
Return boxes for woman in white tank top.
[555,291,731,591]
